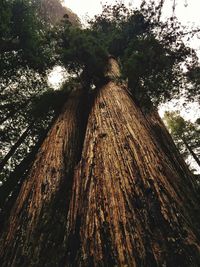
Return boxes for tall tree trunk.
[0,88,87,267]
[66,58,200,266]
[182,136,200,168]
[1,58,200,267]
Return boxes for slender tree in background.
[0,1,200,266]
[164,111,200,170]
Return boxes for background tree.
[164,111,200,171]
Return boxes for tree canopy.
[58,1,200,105]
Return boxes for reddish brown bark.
[0,89,87,267]
[65,59,200,266]
[1,59,200,267]
[144,109,199,194]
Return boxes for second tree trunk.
[66,79,200,266]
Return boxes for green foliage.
[123,35,177,104]
[0,0,55,75]
[57,2,200,105]
[164,111,186,136]
[59,24,107,87]
[0,0,12,38]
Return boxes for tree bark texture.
[144,109,199,198]
[0,126,50,229]
[66,61,200,266]
[0,89,87,267]
[1,58,200,267]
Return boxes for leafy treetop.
[58,1,200,106]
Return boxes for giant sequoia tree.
[0,1,200,266]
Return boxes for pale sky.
[64,0,200,53]
[64,0,200,26]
